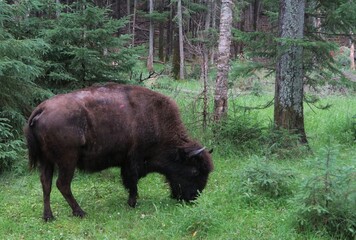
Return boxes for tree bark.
[127,0,131,34]
[274,0,307,144]
[147,0,154,72]
[158,22,165,62]
[214,0,233,122]
[350,38,355,71]
[131,0,137,46]
[166,3,174,61]
[210,0,217,64]
[177,0,184,79]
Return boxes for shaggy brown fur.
[24,84,213,221]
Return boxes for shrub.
[295,144,356,239]
[0,118,26,174]
[212,112,265,153]
[240,156,296,202]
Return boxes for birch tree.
[177,0,184,79]
[147,0,154,72]
[350,38,355,70]
[214,0,234,121]
[274,0,307,143]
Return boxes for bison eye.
[191,168,199,177]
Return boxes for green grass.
[0,81,355,239]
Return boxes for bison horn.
[188,147,206,158]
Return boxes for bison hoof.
[128,198,137,208]
[73,209,86,218]
[43,214,55,222]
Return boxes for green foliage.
[39,2,136,92]
[212,111,265,153]
[262,128,310,160]
[295,144,356,239]
[232,0,356,88]
[142,10,169,22]
[211,107,308,159]
[240,156,295,202]
[179,197,220,239]
[315,0,356,33]
[0,2,52,132]
[0,118,26,174]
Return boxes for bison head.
[165,146,213,202]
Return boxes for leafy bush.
[240,156,296,202]
[0,118,26,174]
[295,145,356,239]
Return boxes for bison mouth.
[170,183,198,202]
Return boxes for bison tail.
[24,108,43,169]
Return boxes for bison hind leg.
[40,162,55,221]
[56,155,86,218]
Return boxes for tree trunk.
[127,0,131,34]
[131,0,137,46]
[172,34,180,80]
[55,0,60,18]
[177,0,184,80]
[201,50,209,130]
[274,0,307,144]
[147,0,154,72]
[350,38,355,71]
[158,22,165,62]
[166,3,174,62]
[210,0,217,64]
[214,0,234,122]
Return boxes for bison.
[24,84,213,221]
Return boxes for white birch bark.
[214,0,234,121]
[177,0,185,79]
[350,38,355,71]
[147,0,154,72]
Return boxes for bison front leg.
[56,166,86,218]
[121,165,139,207]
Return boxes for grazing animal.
[24,84,213,221]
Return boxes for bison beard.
[24,84,213,221]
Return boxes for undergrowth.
[0,117,26,174]
[240,156,296,202]
[295,143,356,239]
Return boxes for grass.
[0,79,355,239]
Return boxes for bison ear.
[209,149,213,154]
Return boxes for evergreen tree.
[39,1,137,92]
[232,0,356,143]
[0,1,50,130]
[274,0,307,143]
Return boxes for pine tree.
[274,0,307,143]
[39,1,137,92]
[0,1,51,130]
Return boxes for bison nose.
[185,192,198,202]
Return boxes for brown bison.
[24,84,213,221]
